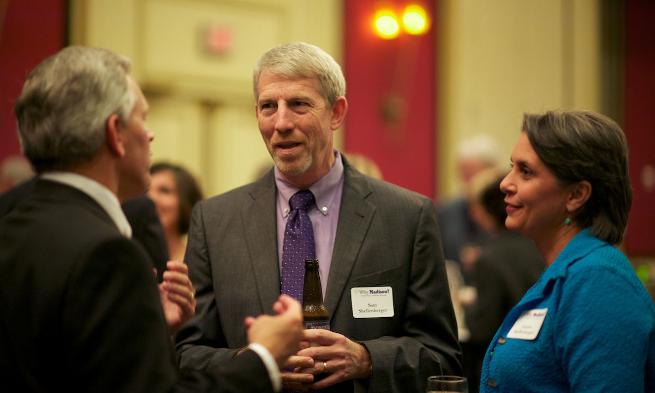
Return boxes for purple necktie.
[280,190,316,301]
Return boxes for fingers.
[162,270,192,288]
[166,291,195,317]
[272,300,285,315]
[312,371,343,390]
[162,281,195,309]
[164,260,189,274]
[246,296,304,368]
[162,280,194,297]
[299,328,339,349]
[161,261,195,305]
[297,359,329,375]
[293,333,372,389]
[276,294,302,316]
[298,340,310,350]
[160,263,196,321]
[244,316,256,329]
[273,295,303,329]
[281,370,314,386]
[283,355,314,370]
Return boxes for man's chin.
[274,158,311,178]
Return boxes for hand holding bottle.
[297,329,373,390]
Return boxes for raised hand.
[158,260,195,334]
[244,294,304,367]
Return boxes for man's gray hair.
[14,46,135,173]
[253,42,346,105]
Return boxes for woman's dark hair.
[522,110,632,244]
[150,162,203,235]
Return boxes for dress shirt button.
[486,378,498,387]
[497,337,506,344]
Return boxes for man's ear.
[566,180,592,213]
[330,96,348,130]
[106,114,125,158]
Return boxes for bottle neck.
[303,260,324,304]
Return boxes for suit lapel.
[242,172,281,312]
[325,165,375,316]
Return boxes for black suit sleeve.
[62,237,178,392]
[62,237,273,393]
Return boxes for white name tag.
[351,286,394,318]
[506,308,548,340]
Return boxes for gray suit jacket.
[176,157,462,392]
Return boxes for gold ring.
[323,361,328,373]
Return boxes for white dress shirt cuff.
[248,342,281,392]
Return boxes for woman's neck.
[165,228,186,262]
[536,225,581,266]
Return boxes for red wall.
[624,0,655,256]
[344,0,437,198]
[0,0,65,161]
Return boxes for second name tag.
[506,308,548,340]
[351,286,394,318]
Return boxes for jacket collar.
[523,229,607,302]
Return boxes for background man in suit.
[0,46,303,392]
[176,42,461,392]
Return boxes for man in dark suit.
[176,42,462,392]
[0,46,303,392]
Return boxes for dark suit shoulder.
[203,182,258,205]
[199,174,272,212]
[1,181,128,276]
[0,177,36,218]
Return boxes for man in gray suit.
[176,42,462,392]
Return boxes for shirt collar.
[41,172,132,238]
[274,150,344,217]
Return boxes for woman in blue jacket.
[480,110,655,392]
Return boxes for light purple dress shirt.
[275,151,344,298]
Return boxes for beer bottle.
[302,259,330,330]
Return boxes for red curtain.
[624,0,655,256]
[0,0,65,160]
[344,0,437,198]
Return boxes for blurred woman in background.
[480,110,654,392]
[148,162,203,261]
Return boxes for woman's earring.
[563,217,572,226]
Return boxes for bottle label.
[304,320,330,330]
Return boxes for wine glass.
[426,375,468,393]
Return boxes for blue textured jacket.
[480,229,655,392]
